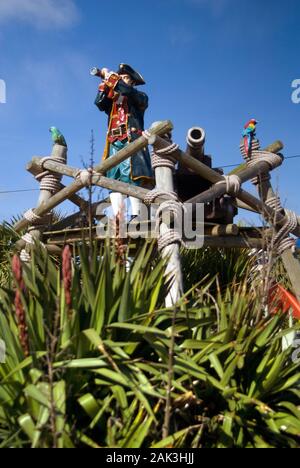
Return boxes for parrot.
[242,119,258,156]
[49,127,67,147]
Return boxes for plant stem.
[162,306,178,439]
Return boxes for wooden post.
[25,144,67,244]
[152,141,184,307]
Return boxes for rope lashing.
[265,196,283,213]
[215,175,242,197]
[24,209,42,223]
[246,151,284,171]
[21,233,35,245]
[142,130,152,140]
[274,210,298,254]
[75,168,102,186]
[20,233,46,263]
[36,156,66,193]
[243,149,283,186]
[143,189,178,206]
[151,143,179,170]
[75,169,94,186]
[157,230,183,251]
[20,250,31,263]
[155,198,187,251]
[240,138,260,161]
[144,188,186,251]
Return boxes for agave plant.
[0,241,299,448]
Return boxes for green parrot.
[49,127,67,147]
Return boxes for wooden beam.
[44,228,264,250]
[203,235,264,249]
[152,143,184,306]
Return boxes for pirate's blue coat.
[95,80,153,186]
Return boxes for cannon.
[175,127,238,224]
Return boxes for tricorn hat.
[117,63,146,86]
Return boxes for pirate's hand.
[101,68,110,80]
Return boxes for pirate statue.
[92,63,154,217]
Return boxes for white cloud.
[0,0,80,29]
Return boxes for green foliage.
[0,242,299,448]
[0,223,19,287]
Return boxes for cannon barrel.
[186,127,206,159]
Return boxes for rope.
[265,196,282,213]
[40,156,66,167]
[155,143,180,156]
[274,210,298,254]
[246,151,284,171]
[157,230,183,251]
[155,198,187,251]
[21,233,35,245]
[240,138,260,161]
[143,189,178,206]
[240,138,283,185]
[142,130,152,140]
[215,175,242,196]
[75,169,93,186]
[39,174,62,192]
[151,143,179,170]
[24,209,42,223]
[20,250,31,263]
[36,155,66,193]
[144,189,187,250]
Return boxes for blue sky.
[0,0,300,224]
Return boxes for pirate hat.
[117,63,146,85]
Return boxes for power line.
[219,154,300,169]
[0,189,39,194]
[1,154,300,195]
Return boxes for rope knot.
[155,198,187,251]
[274,210,298,254]
[76,168,94,186]
[216,174,242,196]
[151,142,179,170]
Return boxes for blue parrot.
[242,119,258,155]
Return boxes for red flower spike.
[62,245,72,309]
[12,254,29,357]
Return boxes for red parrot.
[242,119,258,156]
